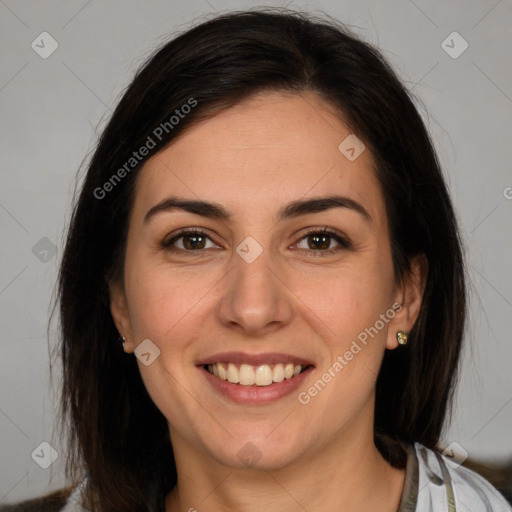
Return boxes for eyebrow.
[144,195,372,224]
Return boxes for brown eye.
[182,233,207,250]
[306,234,331,250]
[295,229,351,255]
[162,230,219,252]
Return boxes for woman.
[2,9,510,512]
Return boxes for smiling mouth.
[205,362,310,386]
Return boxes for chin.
[204,430,309,471]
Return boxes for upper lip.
[196,351,314,367]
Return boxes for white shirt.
[398,443,511,511]
[61,443,511,512]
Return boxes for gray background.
[1,0,511,502]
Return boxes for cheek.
[298,262,395,420]
[294,256,394,343]
[124,249,395,351]
[123,261,214,409]
[123,254,218,342]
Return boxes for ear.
[386,254,428,350]
[109,278,135,353]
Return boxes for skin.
[110,91,427,511]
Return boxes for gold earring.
[118,335,127,351]
[397,330,409,345]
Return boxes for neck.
[165,420,405,511]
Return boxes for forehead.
[132,91,386,228]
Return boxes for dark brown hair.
[56,9,466,511]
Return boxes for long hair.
[56,9,466,511]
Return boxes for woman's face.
[111,91,422,470]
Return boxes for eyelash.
[161,227,352,257]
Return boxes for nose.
[216,246,294,337]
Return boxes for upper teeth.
[206,363,304,386]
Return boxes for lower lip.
[199,365,313,405]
